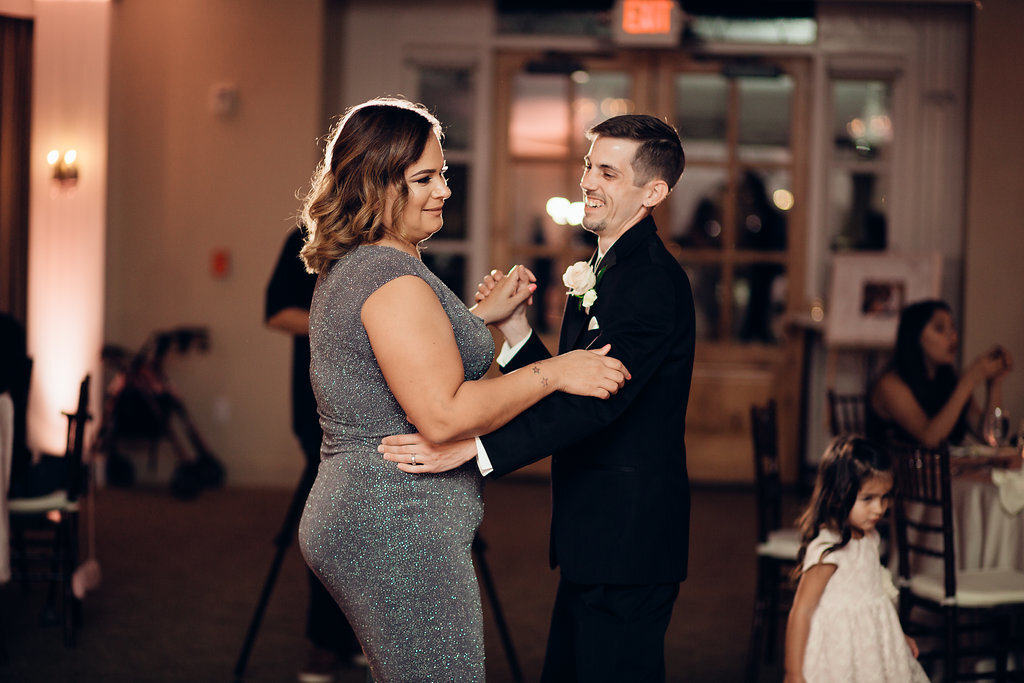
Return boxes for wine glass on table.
[983,406,1010,448]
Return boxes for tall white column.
[26,0,110,455]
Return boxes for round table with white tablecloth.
[904,446,1024,577]
[953,464,1024,571]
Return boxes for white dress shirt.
[474,331,533,476]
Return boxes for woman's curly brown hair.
[299,97,443,274]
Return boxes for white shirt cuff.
[496,330,533,367]
[475,436,494,477]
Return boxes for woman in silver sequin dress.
[295,98,629,682]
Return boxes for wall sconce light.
[48,149,79,186]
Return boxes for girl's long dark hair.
[793,436,891,578]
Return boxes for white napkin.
[951,442,998,458]
[991,467,1024,515]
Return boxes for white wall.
[964,0,1024,427]
[105,0,324,486]
[0,0,111,455]
[340,0,494,105]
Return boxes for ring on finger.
[411,454,417,466]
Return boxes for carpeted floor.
[1,475,796,682]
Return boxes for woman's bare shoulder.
[870,370,911,414]
[874,370,903,389]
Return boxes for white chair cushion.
[908,569,1024,607]
[757,527,801,560]
[8,490,78,514]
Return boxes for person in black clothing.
[0,312,30,490]
[265,226,363,682]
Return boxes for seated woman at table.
[868,299,1012,447]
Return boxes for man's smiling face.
[579,136,654,246]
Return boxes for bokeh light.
[773,189,795,211]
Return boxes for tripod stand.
[233,464,523,682]
[473,533,524,682]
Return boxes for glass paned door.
[828,78,894,251]
[665,59,802,344]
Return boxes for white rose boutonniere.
[562,261,605,314]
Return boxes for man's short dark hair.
[587,114,685,189]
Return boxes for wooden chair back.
[62,375,91,502]
[826,390,866,437]
[750,400,782,544]
[889,441,957,600]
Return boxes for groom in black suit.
[382,114,694,682]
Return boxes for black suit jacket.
[481,216,695,585]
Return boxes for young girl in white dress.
[784,436,929,683]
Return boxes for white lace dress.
[802,528,930,682]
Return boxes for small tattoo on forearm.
[541,377,549,388]
[532,365,540,374]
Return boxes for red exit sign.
[622,0,674,35]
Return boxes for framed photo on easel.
[825,252,943,349]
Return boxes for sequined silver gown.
[298,245,493,681]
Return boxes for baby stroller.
[95,327,225,500]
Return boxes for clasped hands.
[379,264,629,474]
[470,264,630,398]
[969,345,1013,385]
[468,264,535,331]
